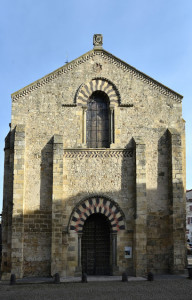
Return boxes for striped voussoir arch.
[76,78,120,106]
[69,197,125,233]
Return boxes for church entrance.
[81,213,111,275]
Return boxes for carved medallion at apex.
[93,34,103,48]
[1,34,186,280]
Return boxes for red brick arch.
[76,78,120,106]
[69,196,125,233]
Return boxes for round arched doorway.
[81,213,111,275]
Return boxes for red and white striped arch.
[69,196,125,233]
[76,78,120,106]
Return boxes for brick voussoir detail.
[69,197,125,233]
[76,77,121,105]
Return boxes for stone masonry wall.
[1,48,185,277]
[23,210,52,276]
[63,149,135,275]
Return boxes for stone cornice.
[96,49,183,102]
[11,50,95,102]
[11,49,183,103]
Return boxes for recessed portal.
[81,213,111,275]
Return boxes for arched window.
[86,91,110,148]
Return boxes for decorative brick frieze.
[63,149,133,159]
[119,104,134,107]
[62,104,77,107]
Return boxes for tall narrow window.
[86,91,110,148]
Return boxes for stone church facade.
[1,35,186,279]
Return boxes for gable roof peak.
[11,41,183,103]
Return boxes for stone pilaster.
[51,135,63,275]
[11,125,25,278]
[168,129,186,273]
[133,137,147,276]
[111,233,119,275]
[82,106,87,147]
[1,131,14,279]
[74,233,82,276]
[110,105,115,146]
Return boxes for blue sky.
[0,0,192,211]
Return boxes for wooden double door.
[81,213,111,275]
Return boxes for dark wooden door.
[81,213,110,275]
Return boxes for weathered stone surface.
[1,36,186,279]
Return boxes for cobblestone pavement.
[0,275,192,300]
